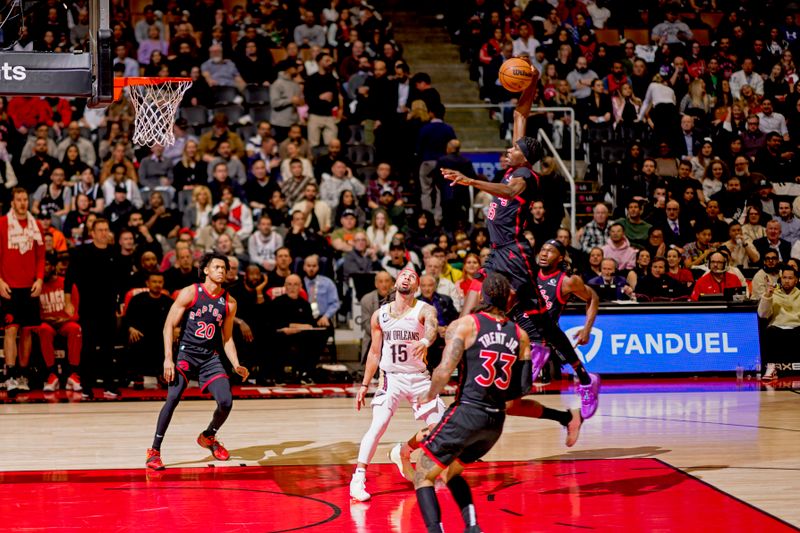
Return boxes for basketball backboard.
[0,0,113,106]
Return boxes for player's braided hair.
[474,273,512,315]
[516,136,545,165]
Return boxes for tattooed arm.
[420,316,476,404]
[411,302,439,360]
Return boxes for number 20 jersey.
[179,283,228,358]
[457,312,521,409]
[378,300,427,373]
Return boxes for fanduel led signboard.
[559,311,761,374]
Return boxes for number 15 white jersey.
[378,299,428,373]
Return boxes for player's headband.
[516,137,544,165]
[544,239,566,256]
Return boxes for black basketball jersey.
[179,283,228,358]
[457,312,522,409]
[537,270,569,321]
[486,165,539,246]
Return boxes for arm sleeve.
[507,359,532,399]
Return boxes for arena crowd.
[0,0,798,394]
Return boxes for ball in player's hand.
[499,57,535,93]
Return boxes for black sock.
[529,314,592,386]
[5,365,16,378]
[540,407,572,427]
[416,486,443,533]
[47,365,58,377]
[571,363,592,386]
[447,476,477,528]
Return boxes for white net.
[127,80,193,147]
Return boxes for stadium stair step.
[386,10,501,151]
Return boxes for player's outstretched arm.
[564,277,599,346]
[356,310,383,411]
[411,303,439,360]
[513,65,539,144]
[162,286,195,382]
[222,297,249,380]
[441,168,527,201]
[421,317,474,403]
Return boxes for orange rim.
[113,76,192,101]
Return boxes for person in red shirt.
[38,255,82,392]
[6,97,52,135]
[0,188,46,393]
[690,251,742,301]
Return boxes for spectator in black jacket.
[581,79,612,132]
[126,271,172,387]
[64,218,119,398]
[271,274,328,384]
[305,52,340,147]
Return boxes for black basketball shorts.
[420,402,506,468]
[175,352,228,392]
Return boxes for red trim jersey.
[179,284,228,358]
[457,312,522,409]
[537,270,569,321]
[485,164,539,246]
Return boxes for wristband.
[360,383,369,388]
[420,338,431,348]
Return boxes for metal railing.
[536,129,577,237]
[442,104,577,179]
[445,104,579,236]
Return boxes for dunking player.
[414,274,532,533]
[350,268,446,501]
[145,252,249,470]
[442,66,600,421]
[505,239,600,445]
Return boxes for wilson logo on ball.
[499,58,535,93]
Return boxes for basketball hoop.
[114,77,193,147]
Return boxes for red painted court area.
[2,459,795,532]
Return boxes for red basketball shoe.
[197,433,230,461]
[146,448,165,470]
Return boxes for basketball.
[498,58,535,93]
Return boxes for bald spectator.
[314,138,352,180]
[578,203,611,253]
[201,44,246,92]
[271,274,327,385]
[690,252,743,301]
[56,121,96,167]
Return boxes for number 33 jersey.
[458,312,521,409]
[179,283,228,358]
[378,300,428,374]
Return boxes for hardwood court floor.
[1,383,798,531]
